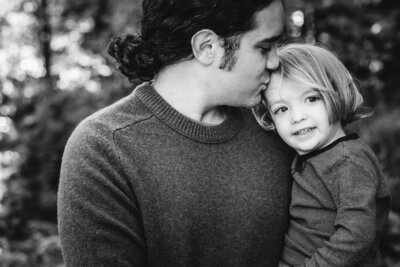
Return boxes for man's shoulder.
[85,90,152,131]
[67,88,154,148]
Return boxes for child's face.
[264,74,345,155]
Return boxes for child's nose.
[291,109,307,124]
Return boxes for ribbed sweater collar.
[135,83,244,144]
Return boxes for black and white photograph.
[0,0,399,266]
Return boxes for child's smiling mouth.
[293,127,316,136]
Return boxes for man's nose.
[265,47,279,71]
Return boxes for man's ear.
[191,29,219,65]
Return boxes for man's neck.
[152,63,227,125]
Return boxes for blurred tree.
[0,0,138,240]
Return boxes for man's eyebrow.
[256,34,283,45]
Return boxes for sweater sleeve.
[57,120,146,266]
[302,158,378,267]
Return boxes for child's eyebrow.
[302,89,319,96]
[268,99,283,108]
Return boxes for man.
[58,0,294,266]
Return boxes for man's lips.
[259,83,268,91]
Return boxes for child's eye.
[306,96,321,103]
[273,106,288,115]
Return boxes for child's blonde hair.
[253,43,368,131]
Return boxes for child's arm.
[302,159,378,267]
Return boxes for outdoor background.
[0,0,399,266]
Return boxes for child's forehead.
[268,72,284,87]
[266,78,316,100]
[268,73,301,91]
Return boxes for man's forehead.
[244,1,284,42]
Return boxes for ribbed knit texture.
[58,83,294,266]
[135,85,243,143]
[281,134,391,267]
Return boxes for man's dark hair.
[108,0,276,81]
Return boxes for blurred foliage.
[0,0,399,266]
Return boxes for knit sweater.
[281,134,391,267]
[58,83,294,267]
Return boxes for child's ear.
[191,29,219,65]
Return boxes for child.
[253,43,391,266]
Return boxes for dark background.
[0,0,399,266]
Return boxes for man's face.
[212,0,284,108]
